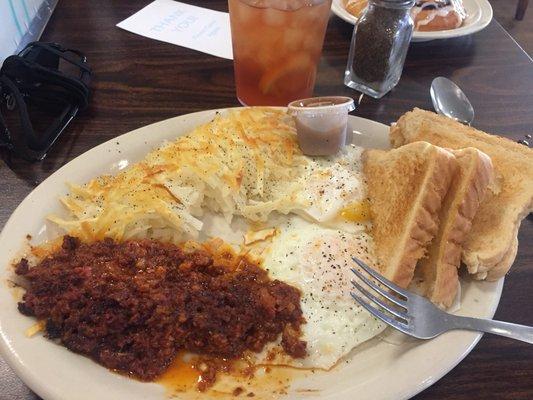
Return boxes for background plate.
[331,0,493,42]
[0,109,503,400]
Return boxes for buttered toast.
[417,148,493,308]
[363,142,457,288]
[390,108,533,280]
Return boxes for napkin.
[116,0,233,60]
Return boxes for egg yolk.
[340,200,371,222]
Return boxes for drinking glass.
[228,0,332,106]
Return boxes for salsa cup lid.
[287,96,355,115]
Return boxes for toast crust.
[390,108,533,280]
[418,148,493,308]
[363,142,457,288]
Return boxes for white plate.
[0,109,504,400]
[331,0,493,42]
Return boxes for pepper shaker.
[344,0,415,98]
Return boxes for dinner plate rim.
[0,108,504,400]
[331,0,493,41]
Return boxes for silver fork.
[350,257,533,344]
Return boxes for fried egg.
[251,216,385,370]
[295,145,368,227]
[244,145,386,370]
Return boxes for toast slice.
[390,108,533,280]
[363,141,457,288]
[417,148,493,308]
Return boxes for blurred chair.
[515,0,529,20]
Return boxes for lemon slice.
[258,52,316,96]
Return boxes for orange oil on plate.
[157,353,316,399]
[158,354,202,394]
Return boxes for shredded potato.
[49,108,310,243]
[25,321,46,337]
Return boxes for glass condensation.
[344,0,414,99]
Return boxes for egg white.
[294,145,367,230]
[250,215,385,370]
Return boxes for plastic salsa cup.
[287,96,356,156]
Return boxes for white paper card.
[117,0,233,59]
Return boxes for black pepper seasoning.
[344,0,414,98]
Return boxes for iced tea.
[228,0,332,106]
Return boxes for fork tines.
[350,257,411,334]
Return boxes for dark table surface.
[1,1,532,399]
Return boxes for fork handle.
[450,315,533,344]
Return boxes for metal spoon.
[430,77,475,125]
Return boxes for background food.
[344,0,367,18]
[412,0,466,31]
[343,0,467,32]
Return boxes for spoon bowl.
[430,77,475,125]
